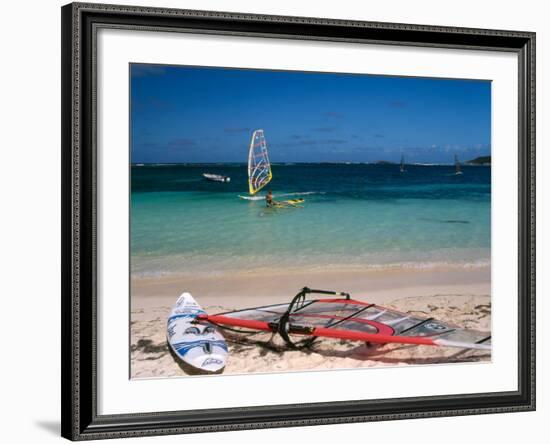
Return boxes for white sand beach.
[130,266,491,378]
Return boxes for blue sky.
[130,64,491,164]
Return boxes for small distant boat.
[203,173,230,183]
[454,155,463,175]
[400,154,406,173]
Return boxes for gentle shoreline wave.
[131,258,491,280]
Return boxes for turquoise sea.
[131,164,491,277]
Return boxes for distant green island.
[372,157,491,166]
[466,156,491,165]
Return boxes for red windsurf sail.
[197,288,491,351]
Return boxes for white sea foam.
[131,253,491,280]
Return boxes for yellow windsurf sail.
[247,129,272,195]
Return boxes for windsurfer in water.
[266,190,274,207]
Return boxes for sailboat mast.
[455,155,462,174]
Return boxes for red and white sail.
[198,289,491,351]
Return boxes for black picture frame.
[61,2,536,440]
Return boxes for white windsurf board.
[166,292,228,373]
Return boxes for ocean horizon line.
[131,161,490,167]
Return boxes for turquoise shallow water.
[131,164,490,277]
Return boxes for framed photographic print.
[61,2,536,440]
